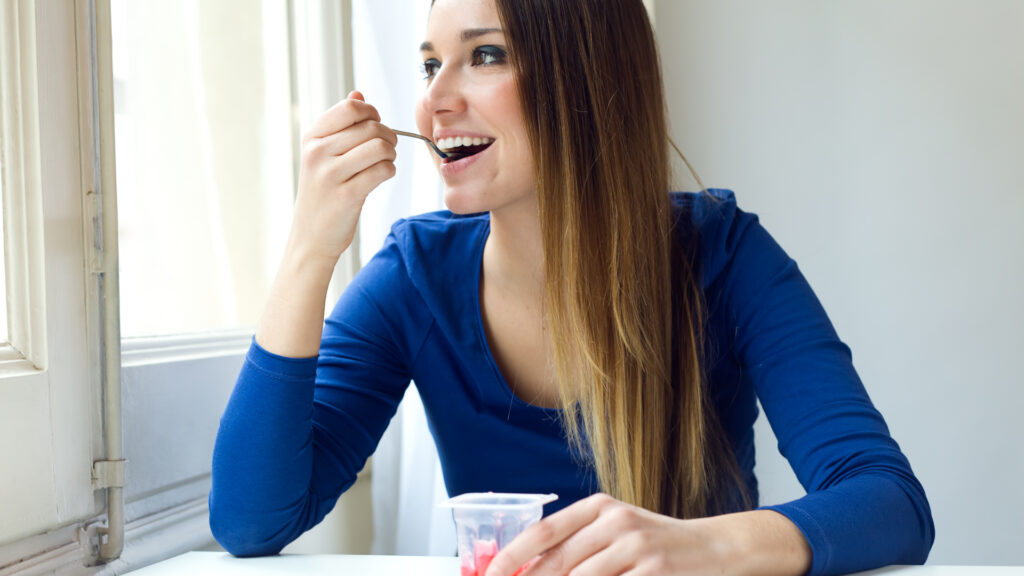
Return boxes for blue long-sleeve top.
[209,190,934,575]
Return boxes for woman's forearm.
[255,92,397,359]
[255,240,338,359]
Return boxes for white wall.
[656,0,1024,566]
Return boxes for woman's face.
[415,0,535,215]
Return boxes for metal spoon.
[393,129,448,159]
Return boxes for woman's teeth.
[438,136,493,153]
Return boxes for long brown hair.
[492,0,749,517]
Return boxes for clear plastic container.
[443,492,558,576]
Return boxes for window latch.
[91,459,126,490]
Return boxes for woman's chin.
[443,189,489,215]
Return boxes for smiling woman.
[209,1,933,575]
[415,15,532,215]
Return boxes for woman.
[209,0,935,574]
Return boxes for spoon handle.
[393,129,447,159]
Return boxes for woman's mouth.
[438,136,494,164]
[436,135,496,179]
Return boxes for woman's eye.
[471,46,507,67]
[421,46,506,80]
[421,59,441,80]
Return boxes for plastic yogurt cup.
[443,492,559,576]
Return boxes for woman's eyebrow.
[461,27,502,41]
[419,28,504,52]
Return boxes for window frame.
[0,0,104,550]
[1,0,364,570]
[0,0,48,376]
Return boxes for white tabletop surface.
[129,552,459,575]
[128,551,1024,575]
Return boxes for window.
[0,0,99,547]
[3,0,361,568]
[105,0,363,567]
[0,156,7,344]
[110,0,294,338]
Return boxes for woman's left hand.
[483,493,733,576]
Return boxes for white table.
[128,551,1024,575]
[129,552,458,575]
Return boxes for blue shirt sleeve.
[209,225,429,556]
[695,191,935,575]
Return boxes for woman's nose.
[420,65,465,116]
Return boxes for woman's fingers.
[301,119,396,176]
[519,519,616,576]
[324,136,397,187]
[486,494,612,576]
[340,156,397,200]
[318,118,399,159]
[520,498,656,576]
[559,537,636,576]
[305,95,380,141]
[288,91,397,265]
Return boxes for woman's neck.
[484,197,545,303]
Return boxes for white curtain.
[351,0,456,556]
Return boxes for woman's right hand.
[288,90,398,271]
[254,91,396,358]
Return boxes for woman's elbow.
[208,500,287,557]
[913,498,937,565]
